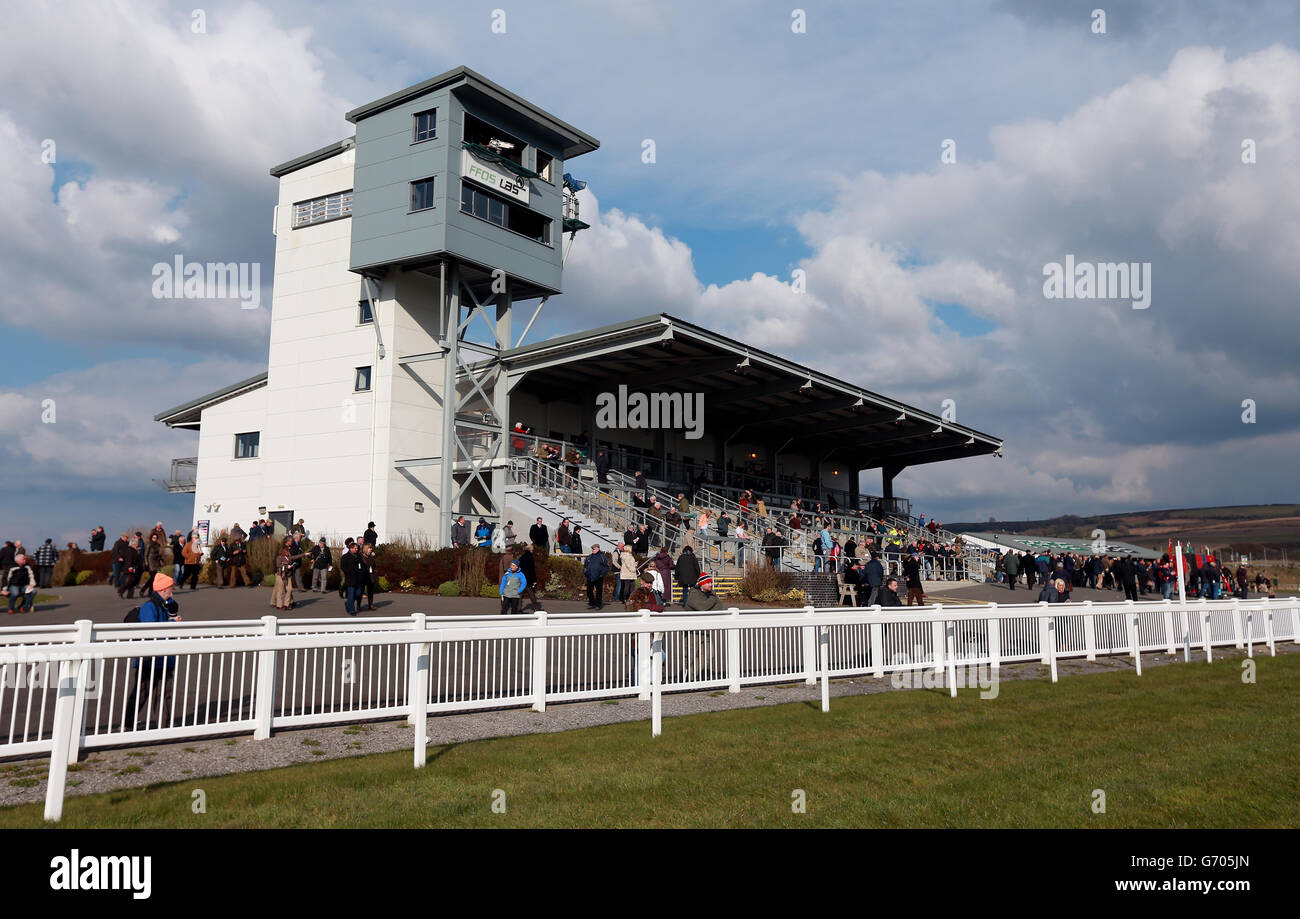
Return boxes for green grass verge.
[3,654,1297,828]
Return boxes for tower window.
[460,182,552,245]
[413,108,437,143]
[234,432,260,459]
[410,177,437,213]
[536,151,554,183]
[358,300,374,324]
[355,366,372,392]
[292,190,352,228]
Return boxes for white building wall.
[257,148,384,543]
[190,387,267,538]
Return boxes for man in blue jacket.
[124,572,182,730]
[499,560,527,615]
[583,543,610,610]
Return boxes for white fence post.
[1244,605,1254,660]
[406,613,423,724]
[1045,612,1058,684]
[802,606,817,684]
[1037,601,1050,662]
[68,619,93,765]
[1083,601,1096,661]
[819,625,831,712]
[253,615,278,740]
[1124,600,1136,662]
[637,610,651,700]
[1162,599,1177,655]
[944,615,957,699]
[727,607,741,693]
[532,608,548,712]
[987,605,1000,677]
[931,615,945,684]
[1202,599,1213,662]
[869,605,884,677]
[651,631,664,737]
[1263,597,1276,657]
[411,615,429,768]
[1231,597,1243,648]
[1131,609,1142,677]
[44,658,78,823]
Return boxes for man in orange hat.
[123,571,182,730]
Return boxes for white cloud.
[555,43,1300,518]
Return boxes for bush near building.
[55,550,113,586]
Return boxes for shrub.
[540,552,587,594]
[456,550,488,596]
[411,547,480,590]
[63,550,112,585]
[75,570,95,586]
[399,578,415,590]
[784,588,806,604]
[245,538,278,579]
[376,576,389,592]
[753,587,784,603]
[478,581,497,598]
[52,551,77,588]
[437,581,461,597]
[738,563,792,601]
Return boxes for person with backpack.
[499,560,527,615]
[122,572,182,730]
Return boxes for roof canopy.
[501,314,1002,472]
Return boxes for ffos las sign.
[462,148,530,205]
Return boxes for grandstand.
[153,66,1003,580]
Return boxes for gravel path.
[1,643,1292,808]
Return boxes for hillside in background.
[947,504,1300,559]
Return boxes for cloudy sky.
[2,0,1298,543]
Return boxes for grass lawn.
[4,653,1297,828]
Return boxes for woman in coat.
[360,544,378,611]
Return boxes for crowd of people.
[995,549,1272,602]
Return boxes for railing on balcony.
[159,457,197,493]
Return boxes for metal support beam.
[439,261,458,547]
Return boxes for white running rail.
[2,595,1294,821]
